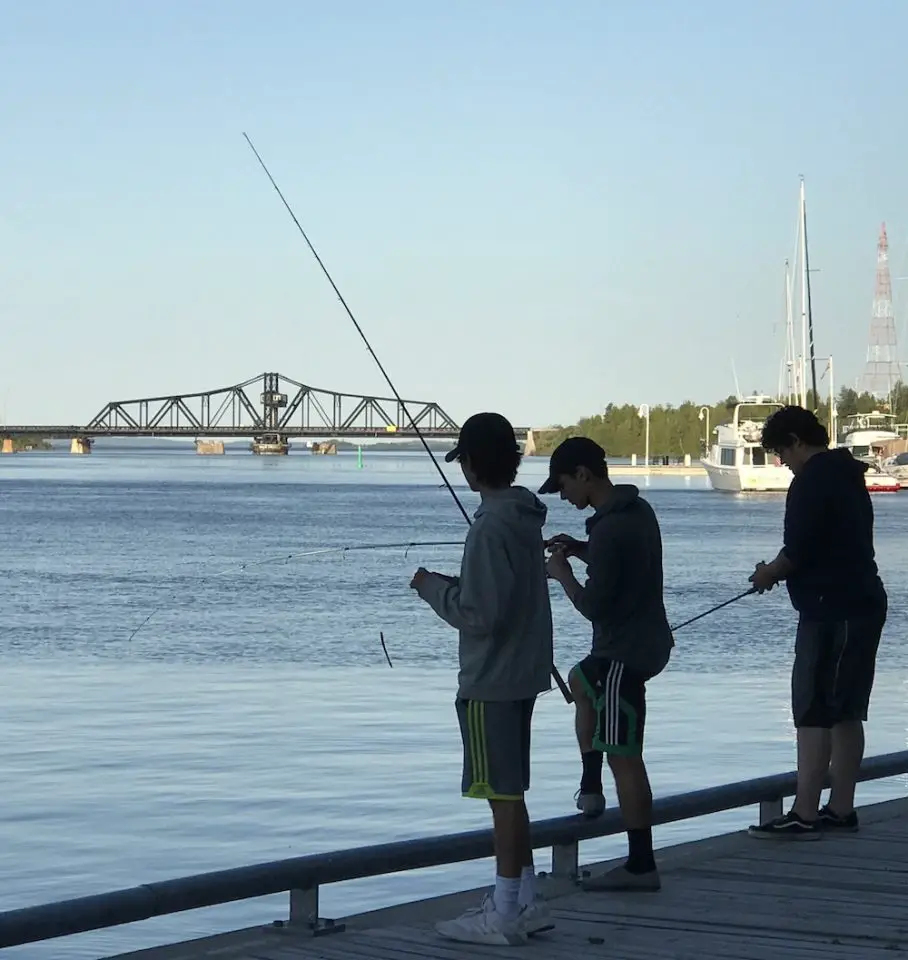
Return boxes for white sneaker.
[575,788,606,817]
[520,898,555,935]
[435,892,527,945]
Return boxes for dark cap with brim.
[538,436,606,494]
[445,411,519,463]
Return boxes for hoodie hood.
[808,447,869,482]
[474,486,547,543]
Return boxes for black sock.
[580,750,603,793]
[626,827,655,874]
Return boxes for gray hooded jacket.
[576,484,674,678]
[415,486,554,701]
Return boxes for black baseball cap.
[445,412,519,462]
[538,436,607,494]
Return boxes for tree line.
[533,383,907,459]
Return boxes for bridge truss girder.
[84,372,460,436]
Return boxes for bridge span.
[0,372,547,455]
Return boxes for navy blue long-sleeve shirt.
[781,448,886,620]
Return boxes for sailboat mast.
[799,177,809,407]
[802,178,819,411]
[785,258,795,403]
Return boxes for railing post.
[759,797,784,823]
[551,841,579,880]
[288,884,345,937]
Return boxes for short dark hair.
[761,405,829,451]
[445,412,522,487]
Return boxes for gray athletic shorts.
[792,604,887,728]
[455,696,535,800]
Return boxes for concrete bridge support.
[195,440,225,455]
[70,437,92,455]
[1,438,13,454]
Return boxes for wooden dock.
[106,796,908,960]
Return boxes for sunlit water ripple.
[1,449,906,958]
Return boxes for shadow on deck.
[108,796,908,960]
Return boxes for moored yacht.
[700,396,792,492]
[839,411,901,462]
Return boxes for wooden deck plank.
[102,797,908,960]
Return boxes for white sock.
[518,866,536,907]
[493,875,521,919]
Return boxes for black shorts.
[572,655,647,756]
[792,604,887,728]
[455,697,535,801]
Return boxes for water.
[1,449,907,959]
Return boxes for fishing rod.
[125,539,465,642]
[243,133,575,705]
[529,586,759,698]
[669,587,756,633]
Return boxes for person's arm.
[759,547,796,583]
[774,476,827,580]
[414,523,515,634]
[550,526,620,622]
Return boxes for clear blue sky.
[3,0,908,427]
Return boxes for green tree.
[533,383,908,459]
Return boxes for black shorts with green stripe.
[573,655,647,756]
[455,696,535,801]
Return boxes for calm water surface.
[1,449,906,959]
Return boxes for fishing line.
[243,133,574,704]
[125,540,464,642]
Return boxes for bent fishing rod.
[242,132,577,705]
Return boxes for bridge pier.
[1,438,13,455]
[70,437,92,455]
[251,434,290,455]
[195,440,225,455]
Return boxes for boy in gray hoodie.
[411,412,555,947]
[540,437,673,893]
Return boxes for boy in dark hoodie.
[411,412,555,946]
[540,437,674,893]
[748,405,887,839]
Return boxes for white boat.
[862,460,901,493]
[839,411,901,461]
[837,412,907,492]
[701,396,793,492]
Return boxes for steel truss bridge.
[0,372,530,442]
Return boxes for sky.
[3,0,908,428]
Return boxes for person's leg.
[581,663,660,892]
[435,699,529,945]
[570,657,605,817]
[749,618,829,839]
[823,603,886,831]
[513,697,554,935]
[516,697,537,908]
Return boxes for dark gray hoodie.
[415,486,554,701]
[575,484,674,678]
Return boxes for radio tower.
[861,223,901,399]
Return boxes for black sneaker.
[818,804,859,832]
[747,810,821,840]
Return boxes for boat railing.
[0,750,907,949]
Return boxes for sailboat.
[701,178,815,493]
[702,178,898,493]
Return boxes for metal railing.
[1,749,907,949]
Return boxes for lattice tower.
[861,222,901,398]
